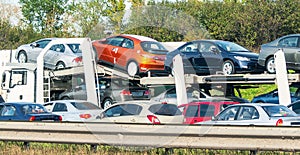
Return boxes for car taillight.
[73,57,82,63]
[276,119,283,126]
[147,115,161,124]
[80,114,92,119]
[29,116,35,121]
[144,90,150,95]
[59,116,63,121]
[120,90,131,96]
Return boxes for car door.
[28,39,52,62]
[116,38,135,67]
[177,42,202,72]
[197,41,223,71]
[106,37,125,65]
[44,44,66,69]
[278,36,300,66]
[52,102,71,121]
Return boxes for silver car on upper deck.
[258,34,300,74]
[15,38,83,70]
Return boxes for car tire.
[56,61,66,70]
[102,98,113,109]
[222,60,235,75]
[126,61,139,77]
[266,57,276,74]
[18,51,27,63]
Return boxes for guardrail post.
[250,150,258,155]
[23,142,30,150]
[90,144,98,153]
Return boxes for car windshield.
[262,105,297,117]
[217,41,249,52]
[140,41,168,54]
[22,104,47,114]
[70,101,100,110]
[148,104,182,116]
[67,44,82,53]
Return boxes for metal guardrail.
[1,122,300,152]
[140,73,300,85]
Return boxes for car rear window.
[71,101,100,110]
[67,44,81,53]
[262,105,297,117]
[148,104,182,116]
[140,41,168,54]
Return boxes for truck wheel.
[222,60,235,75]
[126,61,139,77]
[18,51,27,63]
[266,57,276,74]
[56,62,66,70]
[102,98,113,109]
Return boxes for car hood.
[17,43,31,50]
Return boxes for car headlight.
[234,56,250,61]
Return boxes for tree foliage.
[19,0,69,36]
[0,0,299,51]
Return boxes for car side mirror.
[211,116,216,121]
[30,43,38,48]
[56,48,61,52]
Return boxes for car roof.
[120,34,158,42]
[108,100,168,107]
[4,102,42,105]
[232,103,282,107]
[179,101,239,107]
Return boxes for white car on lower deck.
[198,103,300,126]
[95,101,184,124]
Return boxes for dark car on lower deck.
[0,102,62,122]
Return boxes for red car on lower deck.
[178,101,240,124]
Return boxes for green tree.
[67,0,106,39]
[103,0,126,34]
[19,0,69,36]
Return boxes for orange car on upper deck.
[92,34,169,77]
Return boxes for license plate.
[132,92,143,96]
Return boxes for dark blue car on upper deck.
[164,40,263,75]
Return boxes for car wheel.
[56,61,66,70]
[266,57,276,74]
[222,60,235,75]
[18,51,27,63]
[102,98,113,109]
[126,61,139,77]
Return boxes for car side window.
[1,106,16,116]
[52,103,68,112]
[185,105,199,117]
[237,106,259,120]
[199,42,218,53]
[50,44,65,53]
[36,40,51,48]
[121,39,134,49]
[278,37,298,47]
[179,42,198,53]
[107,37,124,46]
[217,106,239,121]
